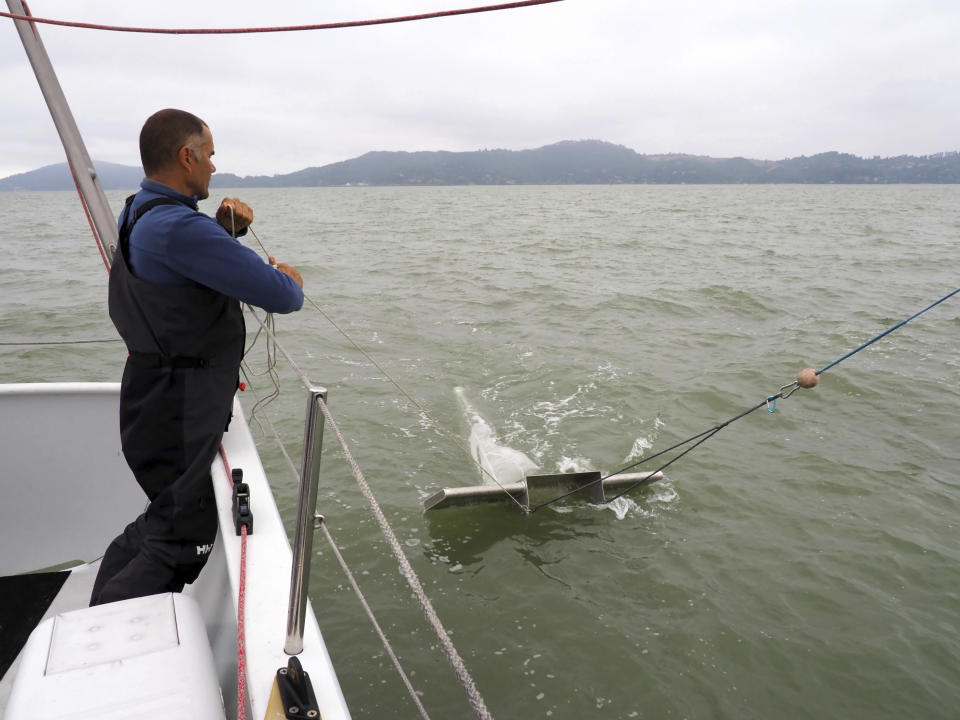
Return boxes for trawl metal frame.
[423,471,664,511]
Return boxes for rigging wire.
[0,338,121,345]
[532,283,960,511]
[239,370,434,720]
[815,285,960,376]
[241,290,502,715]
[7,0,550,712]
[242,328,470,716]
[243,225,960,514]
[245,225,530,512]
[0,0,563,35]
[316,389,494,720]
[530,396,775,512]
[67,161,113,271]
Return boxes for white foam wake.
[455,387,538,485]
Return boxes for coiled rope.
[243,309,282,426]
[0,1,562,35]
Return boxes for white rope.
[315,393,495,720]
[244,225,528,512]
[244,304,314,391]
[242,311,281,426]
[239,225,496,715]
[239,373,433,720]
[319,521,433,720]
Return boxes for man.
[90,109,303,606]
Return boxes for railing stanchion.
[284,385,327,655]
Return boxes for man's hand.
[269,256,303,288]
[216,197,254,236]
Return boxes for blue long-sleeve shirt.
[123,179,303,314]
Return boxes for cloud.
[2,0,958,179]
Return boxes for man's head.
[140,109,216,199]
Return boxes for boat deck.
[0,384,351,719]
[0,562,98,707]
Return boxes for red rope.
[236,524,249,720]
[25,0,112,273]
[67,160,111,272]
[0,0,562,35]
[219,446,249,720]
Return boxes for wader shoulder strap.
[119,195,187,241]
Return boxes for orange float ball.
[797,367,819,388]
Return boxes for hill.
[2,141,959,190]
[0,160,143,191]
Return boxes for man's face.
[186,126,216,200]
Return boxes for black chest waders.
[91,194,245,605]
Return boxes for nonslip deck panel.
[0,571,69,678]
[5,593,227,719]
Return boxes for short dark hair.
[139,109,207,175]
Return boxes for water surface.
[1,185,958,719]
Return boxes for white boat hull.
[0,383,351,719]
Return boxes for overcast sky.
[2,0,958,179]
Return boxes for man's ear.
[177,145,193,172]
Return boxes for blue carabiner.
[766,395,777,413]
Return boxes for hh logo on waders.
[196,543,214,556]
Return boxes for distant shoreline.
[2,140,958,191]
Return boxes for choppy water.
[1,185,958,719]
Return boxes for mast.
[7,0,118,268]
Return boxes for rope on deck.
[218,447,250,720]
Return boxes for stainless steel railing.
[284,385,327,655]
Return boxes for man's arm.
[166,212,304,313]
[215,198,303,290]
